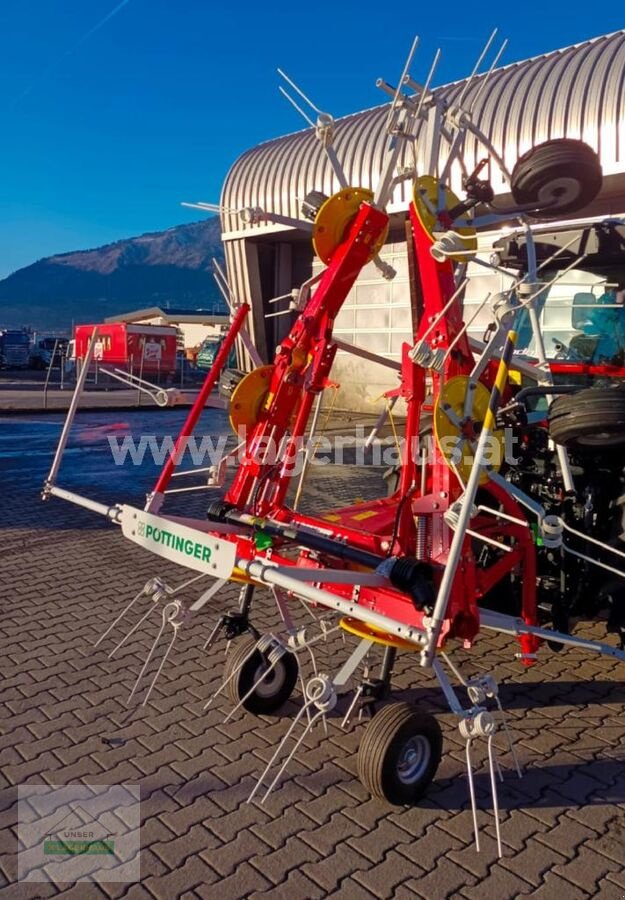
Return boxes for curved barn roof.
[220,30,625,237]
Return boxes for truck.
[0,329,30,368]
[29,336,69,369]
[74,323,178,378]
[196,330,237,371]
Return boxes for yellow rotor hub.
[433,375,504,485]
[312,187,389,265]
[339,616,420,651]
[229,365,274,433]
[412,175,477,262]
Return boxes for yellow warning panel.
[312,187,389,265]
[412,175,477,262]
[339,617,420,650]
[433,375,504,484]
[229,365,274,433]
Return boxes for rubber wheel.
[510,139,602,218]
[357,702,442,805]
[224,636,298,715]
[548,387,625,450]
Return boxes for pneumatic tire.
[357,702,442,805]
[224,636,298,715]
[548,387,625,450]
[510,139,602,218]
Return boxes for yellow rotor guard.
[412,175,477,262]
[312,187,389,265]
[339,617,420,651]
[229,365,274,434]
[433,375,504,485]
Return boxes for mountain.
[0,217,226,331]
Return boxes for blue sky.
[1,1,623,277]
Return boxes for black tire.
[510,139,602,218]
[548,387,625,450]
[224,636,298,715]
[357,702,442,805]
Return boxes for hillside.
[0,217,226,330]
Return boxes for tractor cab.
[494,220,625,381]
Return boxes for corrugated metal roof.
[220,31,625,237]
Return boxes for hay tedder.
[43,34,625,854]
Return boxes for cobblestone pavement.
[2,464,625,899]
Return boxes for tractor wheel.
[510,139,602,218]
[224,636,299,715]
[548,387,625,451]
[357,702,442,805]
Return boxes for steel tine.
[468,39,508,114]
[261,707,327,803]
[412,47,440,124]
[278,86,316,128]
[487,734,503,857]
[108,602,157,658]
[456,28,497,109]
[203,640,259,709]
[94,587,145,647]
[305,645,318,677]
[203,616,225,651]
[248,700,314,803]
[223,654,281,723]
[141,620,181,707]
[126,608,170,703]
[465,738,481,852]
[277,68,324,115]
[385,34,419,130]
[341,684,363,729]
[299,673,313,726]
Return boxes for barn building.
[219,31,625,410]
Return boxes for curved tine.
[108,602,158,658]
[299,673,312,726]
[94,587,146,647]
[465,738,481,852]
[223,656,281,723]
[495,697,523,778]
[487,734,503,857]
[126,606,172,703]
[305,645,318,676]
[140,621,182,707]
[248,699,316,803]
[261,707,327,803]
[203,640,259,710]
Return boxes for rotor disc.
[433,375,504,484]
[412,175,477,262]
[229,365,274,433]
[312,187,389,264]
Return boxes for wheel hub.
[397,735,431,785]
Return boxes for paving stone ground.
[2,458,625,899]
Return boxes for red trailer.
[74,323,178,377]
